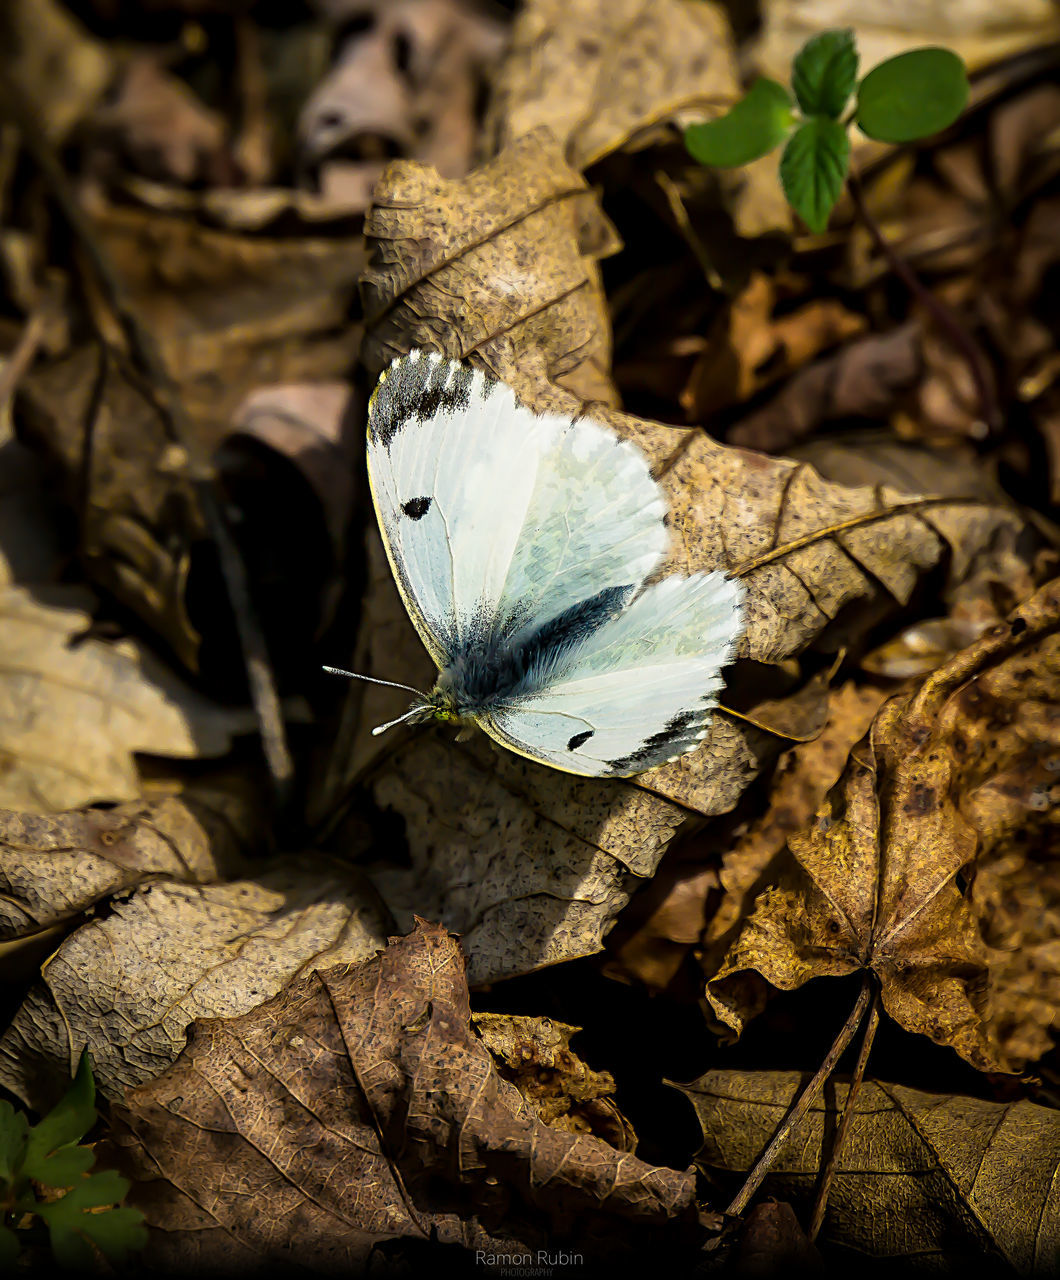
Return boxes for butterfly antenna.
[370,706,426,736]
[322,666,425,697]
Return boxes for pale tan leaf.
[0,585,255,811]
[487,0,740,169]
[0,854,390,1108]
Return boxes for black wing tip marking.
[567,729,594,751]
[370,350,500,448]
[401,496,432,519]
[607,709,700,774]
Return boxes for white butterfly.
[328,349,745,777]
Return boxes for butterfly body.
[361,349,745,777]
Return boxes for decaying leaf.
[0,785,261,939]
[707,576,1060,1071]
[677,1070,1060,1272]
[0,585,255,812]
[474,1013,637,1149]
[0,854,390,1109]
[360,128,623,405]
[106,921,696,1272]
[486,0,739,169]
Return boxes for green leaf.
[684,78,795,168]
[792,29,858,118]
[0,1223,20,1266]
[0,1100,29,1183]
[779,117,851,233]
[856,47,969,143]
[38,1173,146,1267]
[21,1051,95,1182]
[29,1143,95,1189]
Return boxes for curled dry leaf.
[330,134,1029,985]
[106,921,695,1273]
[486,0,739,169]
[474,1013,637,1150]
[0,585,255,812]
[0,784,261,939]
[708,576,1060,1071]
[677,1070,1060,1272]
[0,854,390,1109]
[360,128,624,405]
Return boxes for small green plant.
[685,30,970,232]
[0,1051,147,1268]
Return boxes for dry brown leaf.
[0,585,255,812]
[682,272,866,422]
[707,577,1060,1072]
[360,128,623,405]
[0,785,260,939]
[486,0,739,169]
[737,1200,823,1275]
[727,323,922,455]
[0,0,112,143]
[676,1070,1060,1271]
[473,1013,637,1149]
[299,0,504,208]
[19,200,365,668]
[105,921,696,1272]
[0,853,390,1109]
[89,55,231,186]
[753,0,1060,89]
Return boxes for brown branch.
[726,977,873,1218]
[808,988,880,1240]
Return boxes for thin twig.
[0,303,47,423]
[726,977,872,1218]
[808,988,880,1240]
[846,166,1000,433]
[0,75,294,797]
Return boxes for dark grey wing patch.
[401,497,432,519]
[608,709,699,774]
[370,351,497,449]
[567,730,594,751]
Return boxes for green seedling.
[685,30,970,232]
[0,1051,147,1268]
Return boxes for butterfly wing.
[477,572,745,777]
[367,351,667,667]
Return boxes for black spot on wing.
[370,352,498,448]
[608,709,699,774]
[401,496,432,519]
[567,730,594,751]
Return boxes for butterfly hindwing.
[367,351,668,663]
[477,572,745,777]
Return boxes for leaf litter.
[0,0,1057,1273]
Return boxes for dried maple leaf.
[106,921,696,1272]
[0,854,390,1110]
[707,577,1060,1072]
[676,1070,1060,1271]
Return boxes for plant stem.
[726,977,873,1218]
[808,988,880,1240]
[846,167,1000,434]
